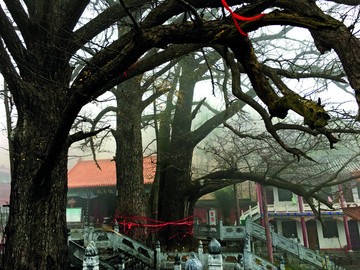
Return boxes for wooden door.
[306,220,319,250]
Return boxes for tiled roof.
[342,206,360,221]
[68,156,156,188]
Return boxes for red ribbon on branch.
[221,0,265,36]
[114,212,194,240]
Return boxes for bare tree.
[201,124,360,217]
[0,1,359,268]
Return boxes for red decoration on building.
[221,0,265,36]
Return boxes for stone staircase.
[194,218,345,269]
[68,218,346,269]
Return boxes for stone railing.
[72,218,345,270]
[194,219,245,241]
[240,203,260,221]
[78,237,283,270]
[193,218,344,270]
[239,201,360,221]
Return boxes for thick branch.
[3,0,31,44]
[0,39,30,104]
[67,125,110,146]
[191,98,206,120]
[195,169,334,217]
[0,5,27,68]
[71,0,150,54]
[176,0,203,26]
[140,59,182,110]
[224,50,316,160]
[71,8,345,107]
[119,0,141,31]
[273,0,360,120]
[230,36,331,129]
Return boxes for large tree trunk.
[157,60,199,250]
[113,81,148,240]
[3,105,70,269]
[158,147,197,250]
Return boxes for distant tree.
[85,57,182,240]
[214,186,235,224]
[202,124,360,217]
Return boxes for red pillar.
[298,196,308,248]
[338,184,352,251]
[261,186,274,263]
[256,183,264,226]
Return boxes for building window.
[278,189,293,202]
[322,220,338,238]
[282,220,297,238]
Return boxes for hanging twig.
[119,0,141,32]
[176,0,203,26]
[201,48,216,96]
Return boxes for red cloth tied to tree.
[221,0,265,36]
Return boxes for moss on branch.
[272,94,330,128]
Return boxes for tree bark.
[155,55,245,249]
[157,59,199,250]
[113,79,148,240]
[3,105,70,269]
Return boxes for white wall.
[317,219,347,249]
[353,185,360,204]
[273,188,300,212]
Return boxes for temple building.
[241,183,360,251]
[66,157,156,226]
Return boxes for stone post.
[279,255,285,270]
[207,238,222,270]
[174,253,181,270]
[117,253,125,270]
[89,222,95,243]
[114,221,119,233]
[185,253,202,270]
[83,241,99,270]
[156,240,161,270]
[243,233,251,270]
[324,254,329,269]
[198,240,203,264]
[219,219,224,241]
[195,218,200,237]
[112,221,120,252]
[84,222,89,247]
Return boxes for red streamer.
[124,59,142,76]
[221,0,265,36]
[115,212,194,240]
